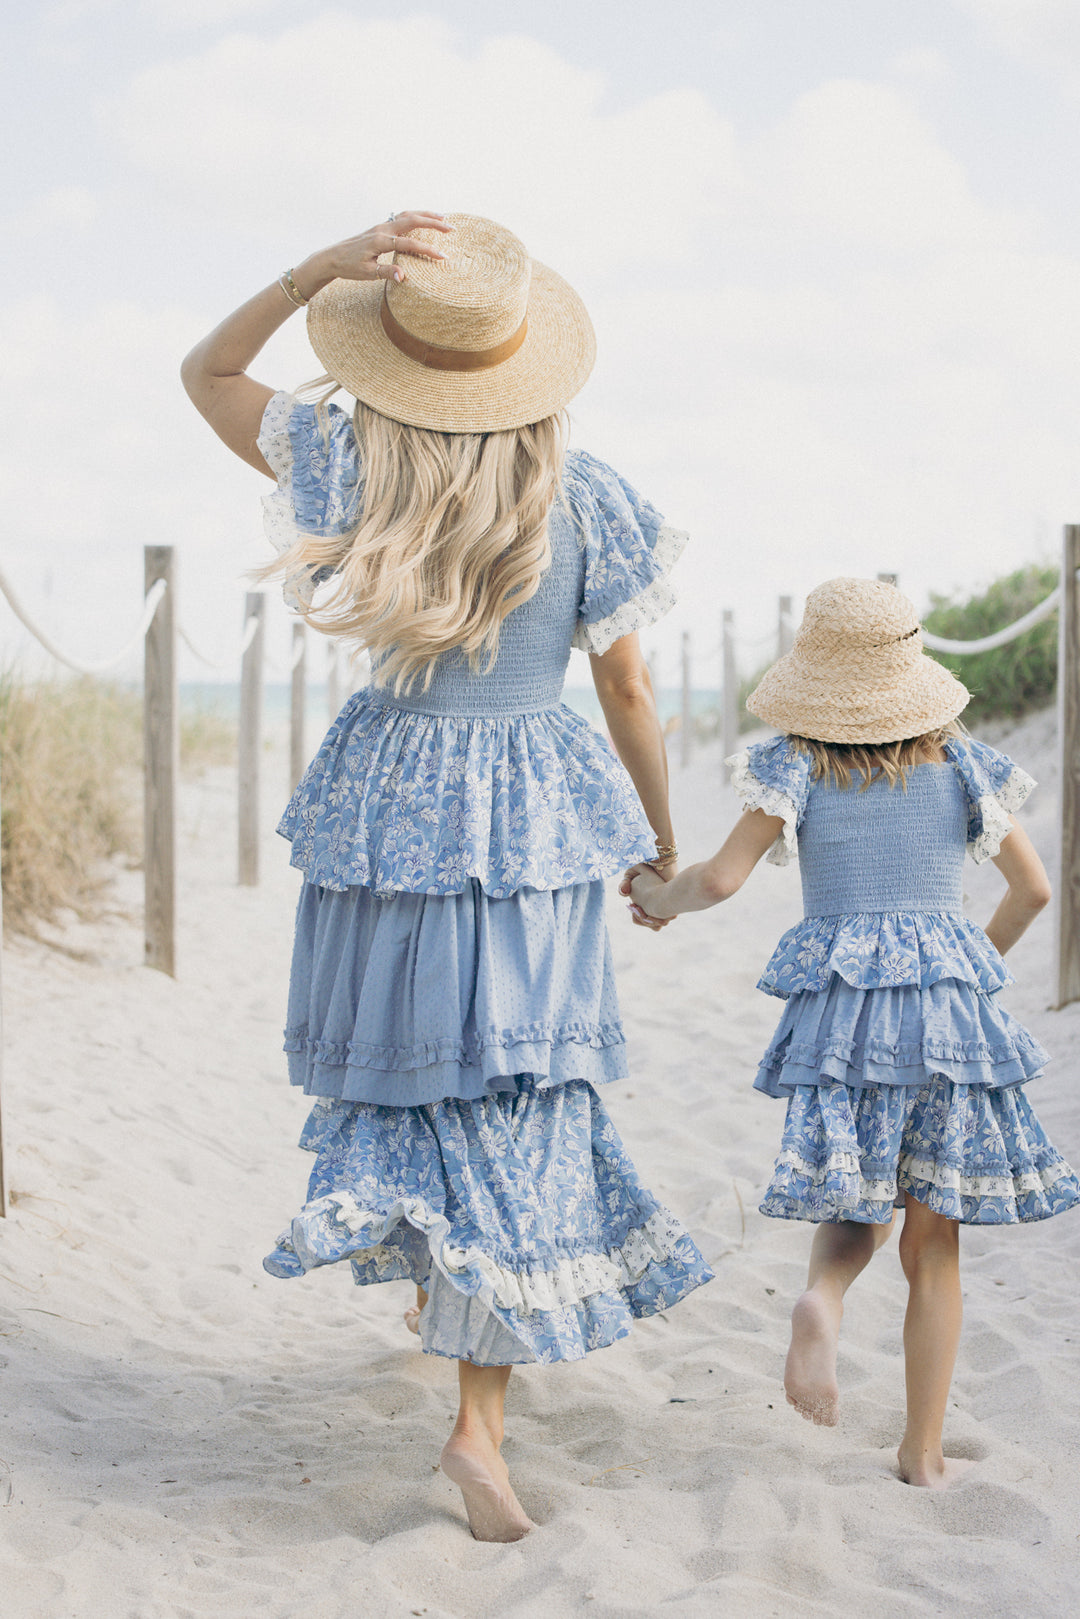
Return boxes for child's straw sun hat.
[306,213,595,433]
[746,577,970,744]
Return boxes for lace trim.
[257,390,318,612]
[969,766,1036,863]
[727,747,800,865]
[571,524,689,655]
[328,1198,687,1316]
[775,1146,1071,1201]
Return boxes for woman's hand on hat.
[296,213,454,297]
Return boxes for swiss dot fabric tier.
[256,392,712,1361]
[264,1081,715,1365]
[734,733,1080,1226]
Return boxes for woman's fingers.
[386,210,454,234]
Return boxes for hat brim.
[746,648,970,744]
[306,261,596,433]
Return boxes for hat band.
[380,288,528,372]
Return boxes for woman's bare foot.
[897,1445,976,1489]
[784,1289,841,1425]
[404,1284,428,1336]
[440,1429,534,1543]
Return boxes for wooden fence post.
[238,593,266,887]
[289,620,307,791]
[722,609,738,768]
[1055,526,1080,1008]
[877,571,898,587]
[144,545,177,976]
[680,631,692,768]
[327,641,340,721]
[778,595,794,659]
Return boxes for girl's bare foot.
[784,1289,841,1425]
[404,1284,427,1336]
[440,1429,534,1543]
[897,1445,976,1489]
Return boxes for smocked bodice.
[368,504,586,719]
[798,767,966,917]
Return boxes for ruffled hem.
[278,691,657,895]
[759,1078,1080,1225]
[754,976,1046,1096]
[757,910,1011,997]
[262,1085,714,1364]
[572,524,688,655]
[727,746,801,865]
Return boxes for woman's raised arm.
[179,213,452,473]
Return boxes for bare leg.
[440,1361,534,1542]
[785,1215,895,1425]
[404,1283,428,1335]
[896,1194,972,1489]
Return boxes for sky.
[3,0,1080,690]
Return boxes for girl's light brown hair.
[261,385,567,694]
[789,721,967,791]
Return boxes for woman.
[181,211,712,1541]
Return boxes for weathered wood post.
[327,641,340,721]
[680,631,692,768]
[1055,526,1080,1008]
[144,545,177,976]
[238,592,266,887]
[722,609,738,767]
[289,620,307,791]
[877,571,898,587]
[778,595,794,659]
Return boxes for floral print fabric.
[760,1078,1080,1225]
[278,691,659,897]
[264,1080,715,1364]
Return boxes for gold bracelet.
[653,841,678,863]
[279,269,308,309]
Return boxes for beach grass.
[0,672,236,937]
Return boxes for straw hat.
[305,213,596,433]
[746,577,970,744]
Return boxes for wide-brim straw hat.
[746,577,970,744]
[306,213,596,433]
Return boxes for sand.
[1,707,1078,1618]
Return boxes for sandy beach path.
[1,715,1078,1618]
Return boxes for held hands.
[293,213,454,299]
[619,862,677,933]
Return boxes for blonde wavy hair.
[261,382,567,693]
[789,721,967,791]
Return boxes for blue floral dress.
[254,391,714,1363]
[731,734,1080,1226]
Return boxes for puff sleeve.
[564,449,688,655]
[726,735,813,866]
[256,391,364,609]
[943,737,1036,863]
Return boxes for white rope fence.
[921,588,1062,656]
[0,561,168,676]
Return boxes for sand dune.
[1,709,1077,1617]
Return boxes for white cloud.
[954,0,1080,88]
[6,14,1079,679]
[8,186,99,238]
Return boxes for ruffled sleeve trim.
[565,449,688,654]
[256,390,361,611]
[571,522,688,654]
[726,736,811,866]
[944,737,1037,864]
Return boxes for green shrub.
[923,564,1058,725]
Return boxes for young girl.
[182,212,710,1542]
[626,576,1080,1489]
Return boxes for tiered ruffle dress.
[731,734,1080,1225]
[254,391,714,1363]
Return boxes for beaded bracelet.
[279,269,308,309]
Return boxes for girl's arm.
[626,806,785,922]
[984,818,1053,954]
[179,213,452,473]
